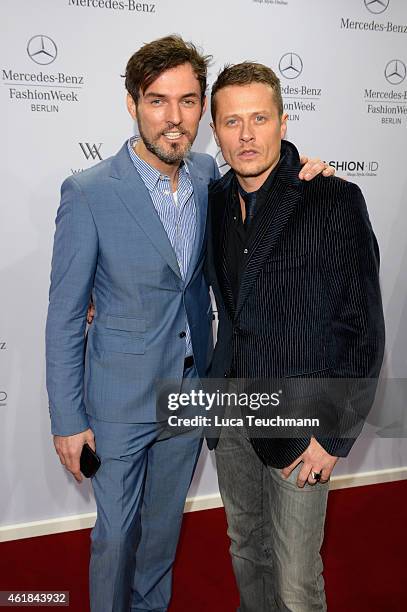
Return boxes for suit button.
[224,371,229,378]
[233,327,241,336]
[179,331,186,338]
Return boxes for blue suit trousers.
[88,367,202,612]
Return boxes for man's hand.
[87,301,95,324]
[281,437,338,488]
[299,156,335,181]
[54,428,95,483]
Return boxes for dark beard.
[138,123,192,165]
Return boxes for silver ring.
[311,471,322,481]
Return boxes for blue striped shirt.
[127,137,196,356]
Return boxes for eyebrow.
[144,92,200,99]
[222,109,271,119]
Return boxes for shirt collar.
[231,153,285,216]
[127,136,190,192]
[258,153,284,196]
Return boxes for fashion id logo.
[326,160,379,178]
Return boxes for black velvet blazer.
[205,140,385,468]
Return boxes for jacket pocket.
[105,315,147,333]
[94,332,145,355]
[285,367,330,379]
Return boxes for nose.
[239,120,255,143]
[165,101,182,127]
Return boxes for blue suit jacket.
[46,142,219,436]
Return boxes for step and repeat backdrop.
[1,0,407,527]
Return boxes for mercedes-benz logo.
[384,59,406,85]
[278,53,303,80]
[27,35,57,65]
[364,0,390,15]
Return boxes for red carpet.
[0,480,406,611]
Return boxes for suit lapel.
[110,143,181,279]
[184,161,208,287]
[235,153,302,318]
[209,173,236,320]
[220,187,238,319]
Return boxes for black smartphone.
[80,443,101,478]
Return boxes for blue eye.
[226,118,237,126]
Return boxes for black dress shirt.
[225,156,283,306]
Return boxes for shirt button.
[164,190,170,195]
[243,248,248,254]
[179,331,186,338]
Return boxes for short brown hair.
[211,62,284,121]
[125,35,212,104]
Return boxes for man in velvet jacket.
[205,62,385,611]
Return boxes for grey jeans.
[215,412,329,612]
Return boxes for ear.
[280,113,288,139]
[126,93,137,121]
[210,121,220,147]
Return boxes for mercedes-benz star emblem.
[364,0,390,15]
[384,59,406,85]
[27,35,57,65]
[278,53,303,80]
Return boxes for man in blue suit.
[46,36,217,612]
[46,35,333,612]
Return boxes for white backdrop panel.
[1,0,406,526]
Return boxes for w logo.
[79,142,103,160]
